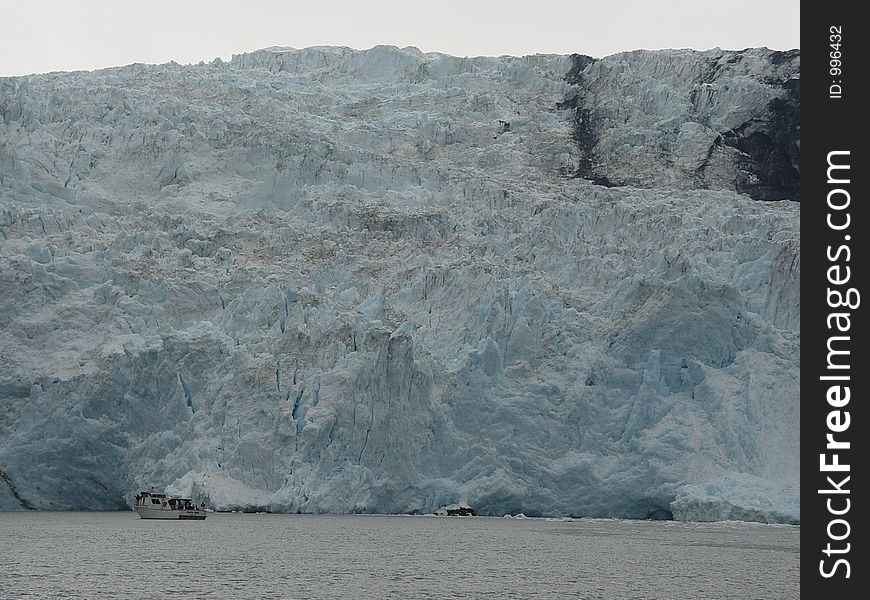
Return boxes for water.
[0,512,798,599]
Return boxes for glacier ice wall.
[0,46,799,522]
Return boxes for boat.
[134,491,207,520]
[434,503,476,516]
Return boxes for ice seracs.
[0,45,799,523]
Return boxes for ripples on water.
[0,512,798,599]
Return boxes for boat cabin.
[135,491,197,510]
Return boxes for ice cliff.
[0,45,799,522]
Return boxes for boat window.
[151,498,161,505]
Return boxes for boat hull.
[135,506,207,520]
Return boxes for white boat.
[434,503,476,516]
[134,491,207,520]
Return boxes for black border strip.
[802,2,867,595]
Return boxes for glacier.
[0,45,799,522]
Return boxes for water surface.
[0,512,799,599]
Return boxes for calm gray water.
[0,512,798,599]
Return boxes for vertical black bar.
[802,1,866,596]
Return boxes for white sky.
[2,0,799,76]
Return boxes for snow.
[0,46,798,522]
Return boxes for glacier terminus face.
[0,45,799,522]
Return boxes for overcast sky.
[2,0,799,76]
